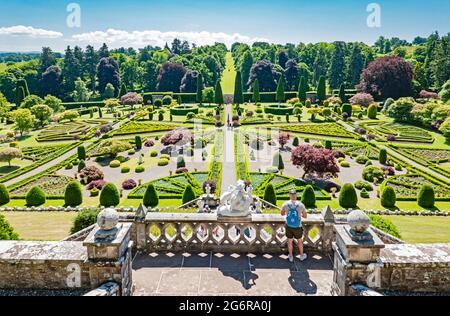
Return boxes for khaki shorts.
[285,225,304,240]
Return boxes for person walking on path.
[281,189,308,263]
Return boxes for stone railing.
[134,212,335,254]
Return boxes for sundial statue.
[218,180,254,217]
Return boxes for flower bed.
[9,174,74,197]
[36,120,105,142]
[373,123,434,143]
[278,123,359,139]
[113,121,184,136]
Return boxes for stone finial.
[322,205,335,223]
[135,203,148,220]
[95,208,120,241]
[347,210,373,241]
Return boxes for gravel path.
[221,104,237,191]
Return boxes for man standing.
[281,190,308,263]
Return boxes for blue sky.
[0,0,449,52]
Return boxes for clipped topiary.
[70,210,98,234]
[135,135,142,150]
[26,186,46,207]
[324,140,332,150]
[292,137,300,147]
[0,214,19,240]
[381,186,396,208]
[78,159,86,172]
[367,104,378,119]
[64,181,83,207]
[301,185,316,208]
[362,166,384,183]
[360,188,370,199]
[272,152,285,171]
[143,184,159,208]
[182,185,196,205]
[263,184,277,206]
[177,156,186,169]
[99,183,120,207]
[342,103,353,117]
[417,184,435,209]
[339,183,358,209]
[0,184,10,206]
[379,149,388,165]
[77,145,86,161]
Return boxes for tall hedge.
[381,186,396,208]
[214,80,224,105]
[77,145,86,161]
[64,181,83,207]
[379,149,388,165]
[135,135,143,150]
[339,183,358,209]
[325,140,332,150]
[182,185,196,205]
[99,183,120,207]
[417,184,435,209]
[252,79,260,103]
[0,184,10,206]
[276,76,285,103]
[298,76,308,102]
[302,185,316,208]
[143,184,159,208]
[233,71,244,105]
[26,186,46,207]
[317,76,326,103]
[196,74,204,104]
[119,83,127,97]
[263,184,277,206]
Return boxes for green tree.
[0,92,10,120]
[143,184,159,208]
[99,183,120,207]
[418,184,435,209]
[72,78,92,102]
[64,181,83,207]
[0,214,19,240]
[338,84,346,103]
[135,135,143,150]
[0,184,10,206]
[214,80,224,105]
[103,83,116,99]
[0,147,22,166]
[381,186,396,208]
[276,76,285,104]
[379,149,388,165]
[182,185,196,204]
[70,210,98,234]
[119,83,127,98]
[196,73,204,104]
[317,76,326,103]
[20,95,43,109]
[10,108,34,136]
[367,104,378,119]
[44,95,63,113]
[301,185,316,208]
[241,51,254,90]
[298,76,308,102]
[339,183,358,209]
[328,42,346,89]
[26,186,46,207]
[348,44,364,87]
[263,184,277,206]
[31,104,53,127]
[233,71,244,105]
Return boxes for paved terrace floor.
[132,252,334,296]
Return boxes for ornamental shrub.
[177,156,186,169]
[356,155,369,165]
[362,166,384,182]
[135,136,143,150]
[135,166,145,173]
[339,183,358,209]
[87,180,107,190]
[369,215,402,239]
[78,159,86,172]
[26,186,46,207]
[154,99,163,107]
[90,188,100,197]
[150,150,158,157]
[0,184,10,206]
[99,183,120,207]
[367,104,378,119]
[417,184,435,209]
[122,179,137,190]
[64,181,83,207]
[293,137,300,147]
[70,210,98,234]
[158,159,169,166]
[381,186,397,208]
[176,167,189,174]
[77,145,86,160]
[301,185,316,208]
[342,103,353,117]
[379,149,388,165]
[324,140,332,150]
[143,184,159,208]
[162,95,173,105]
[121,166,130,173]
[110,160,121,168]
[272,152,285,170]
[340,161,350,168]
[355,180,373,191]
[182,185,196,205]
[263,184,277,206]
[360,188,370,199]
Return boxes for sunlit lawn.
[221,52,236,94]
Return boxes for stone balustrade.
[134,212,335,254]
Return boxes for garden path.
[221,104,237,191]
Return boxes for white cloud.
[0,25,63,38]
[70,28,270,48]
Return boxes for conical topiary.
[263,184,277,206]
[143,184,159,208]
[64,181,83,207]
[339,183,358,209]
[99,183,120,207]
[417,184,435,209]
[26,186,46,207]
[381,186,396,208]
[0,184,10,206]
[182,185,196,205]
[301,185,316,208]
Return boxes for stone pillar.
[321,206,336,254]
[135,204,148,251]
[83,208,134,296]
[331,210,385,296]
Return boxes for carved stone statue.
[205,184,212,197]
[218,180,254,217]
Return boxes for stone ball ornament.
[97,208,119,231]
[347,210,370,234]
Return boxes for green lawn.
[383,216,450,244]
[221,52,236,94]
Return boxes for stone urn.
[95,208,120,241]
[347,210,372,241]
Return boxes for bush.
[122,179,137,190]
[121,166,130,173]
[177,156,186,169]
[417,184,435,209]
[64,181,83,207]
[324,140,332,150]
[301,185,316,208]
[135,166,145,173]
[362,166,384,182]
[263,184,277,206]
[0,184,10,206]
[356,155,369,165]
[272,152,284,170]
[340,161,350,168]
[154,99,163,107]
[292,137,300,147]
[342,103,353,117]
[266,166,279,174]
[381,186,397,208]
[143,184,159,208]
[339,183,358,209]
[367,104,378,119]
[182,185,196,205]
[77,146,86,160]
[150,150,158,157]
[162,95,173,105]
[369,215,402,239]
[87,180,106,191]
[70,210,98,234]
[90,188,100,197]
[158,159,169,166]
[176,167,189,174]
[78,159,86,172]
[379,149,388,165]
[355,180,373,191]
[99,183,120,207]
[110,160,121,168]
[65,163,73,170]
[135,136,143,150]
[26,186,46,207]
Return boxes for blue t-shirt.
[283,201,305,228]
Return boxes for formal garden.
[0,35,450,244]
